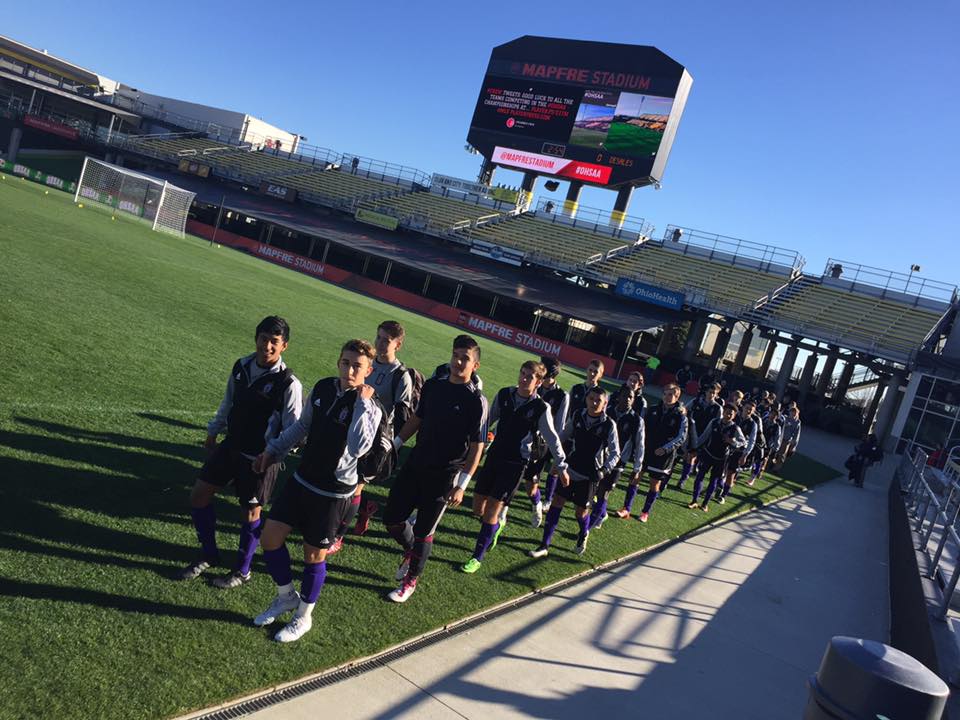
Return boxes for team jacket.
[686,396,723,445]
[607,406,645,468]
[781,417,802,446]
[735,414,760,456]
[541,385,570,435]
[486,387,567,472]
[569,381,599,417]
[763,417,783,454]
[558,409,620,482]
[695,418,748,461]
[644,402,688,455]
[267,377,382,498]
[208,353,303,456]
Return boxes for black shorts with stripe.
[268,476,352,549]
[557,478,597,509]
[474,458,527,506]
[200,440,279,507]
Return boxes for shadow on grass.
[136,412,206,430]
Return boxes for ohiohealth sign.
[615,278,685,310]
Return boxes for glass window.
[918,376,933,399]
[916,413,954,450]
[931,378,960,410]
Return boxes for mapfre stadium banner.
[23,114,79,140]
[615,277,685,310]
[186,220,615,371]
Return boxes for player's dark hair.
[723,403,738,412]
[255,315,290,342]
[378,320,405,340]
[663,382,681,394]
[541,356,561,378]
[589,359,605,371]
[521,360,546,380]
[587,386,608,398]
[619,385,636,399]
[453,334,481,360]
[742,398,756,408]
[340,338,375,361]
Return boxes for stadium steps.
[359,190,507,232]
[278,169,408,207]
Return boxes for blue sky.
[6,1,958,284]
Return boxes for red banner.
[492,146,612,185]
[23,114,79,140]
[185,221,617,372]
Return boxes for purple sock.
[532,488,542,506]
[541,505,562,548]
[720,479,733,499]
[236,518,262,575]
[705,473,720,503]
[300,561,327,603]
[623,484,639,512]
[191,505,219,563]
[473,522,499,561]
[576,514,590,543]
[680,461,693,484]
[589,499,608,529]
[263,545,292,587]
[642,488,659,514]
[544,475,559,505]
[692,463,709,504]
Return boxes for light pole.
[907,264,921,292]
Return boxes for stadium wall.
[186,220,617,371]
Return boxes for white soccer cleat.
[274,613,313,643]
[531,501,543,528]
[388,576,418,603]
[395,550,413,581]
[178,559,212,581]
[253,591,300,627]
[575,532,589,556]
[528,546,549,559]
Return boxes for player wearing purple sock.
[530,387,619,558]
[721,399,760,503]
[522,357,569,528]
[616,383,687,523]
[181,316,303,589]
[383,335,486,603]
[464,361,568,573]
[688,403,746,511]
[677,383,721,490]
[251,339,384,642]
[591,386,645,530]
[752,407,782,485]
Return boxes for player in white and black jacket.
[677,382,722,489]
[523,356,569,526]
[615,383,687,523]
[750,406,783,485]
[720,399,762,501]
[250,339,383,643]
[568,358,604,417]
[688,403,747,511]
[589,385,645,530]
[620,369,648,418]
[529,386,620,558]
[181,316,303,590]
[462,360,568,573]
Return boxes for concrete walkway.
[231,450,890,720]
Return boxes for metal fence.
[822,258,958,307]
[898,446,960,617]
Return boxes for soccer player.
[621,370,648,418]
[383,335,486,603]
[530,386,619,558]
[718,399,761,502]
[777,406,802,467]
[462,361,568,573]
[329,320,414,547]
[181,316,303,589]
[249,339,383,642]
[614,383,687,523]
[569,359,604,416]
[524,356,569,527]
[688,403,746,512]
[677,382,722,490]
[589,386,644,530]
[750,406,782,485]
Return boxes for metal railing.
[822,259,958,307]
[658,225,805,275]
[532,198,653,241]
[898,446,960,617]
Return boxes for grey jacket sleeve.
[554,394,570,435]
[632,418,646,467]
[207,372,235,437]
[538,410,567,473]
[601,422,621,474]
[344,397,383,459]
[743,421,758,456]
[660,414,688,453]
[267,398,313,459]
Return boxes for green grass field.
[568,126,608,149]
[0,176,839,720]
[604,122,664,156]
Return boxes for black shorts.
[384,461,456,539]
[268,476,352,549]
[557,479,597,509]
[523,451,553,483]
[474,459,527,505]
[595,470,619,502]
[643,448,676,477]
[199,442,278,507]
[725,450,747,473]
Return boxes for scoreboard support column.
[563,181,583,218]
[610,186,634,228]
[520,172,539,211]
[478,159,497,186]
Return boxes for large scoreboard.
[467,36,692,188]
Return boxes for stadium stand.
[130,137,315,178]
[755,277,945,356]
[279,168,405,205]
[458,213,639,267]
[359,190,508,232]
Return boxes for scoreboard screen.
[467,36,692,188]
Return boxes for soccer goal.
[74,157,196,237]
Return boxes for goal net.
[74,157,196,237]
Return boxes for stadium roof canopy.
[0,35,102,87]
[166,172,681,333]
[0,68,140,122]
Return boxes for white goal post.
[74,157,196,238]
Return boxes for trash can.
[805,636,949,720]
